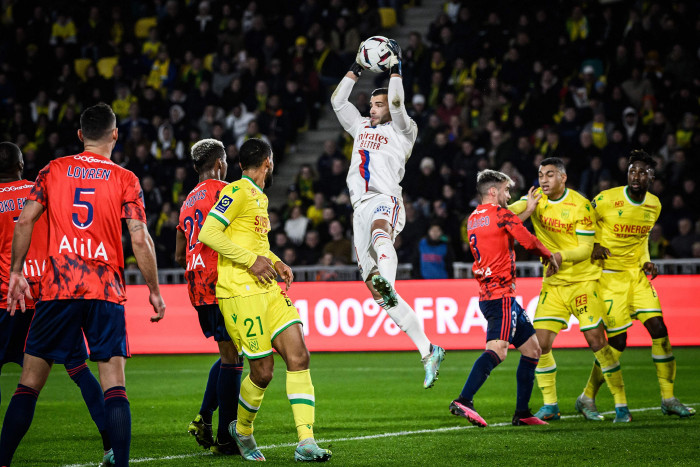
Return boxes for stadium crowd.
[0,0,699,276]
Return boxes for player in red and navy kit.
[449,170,559,427]
[175,139,242,455]
[0,142,116,465]
[1,104,165,467]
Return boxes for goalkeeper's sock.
[379,295,431,357]
[236,375,266,437]
[652,336,676,399]
[460,350,501,401]
[594,345,627,406]
[535,351,558,405]
[371,228,398,285]
[286,370,315,442]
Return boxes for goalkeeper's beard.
[265,171,274,188]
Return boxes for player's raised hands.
[642,261,658,280]
[349,41,365,78]
[387,39,402,60]
[591,243,611,260]
[6,271,32,316]
[275,261,294,291]
[524,186,542,214]
[149,291,166,322]
[250,255,276,284]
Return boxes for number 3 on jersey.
[72,188,95,229]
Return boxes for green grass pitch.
[1,347,698,466]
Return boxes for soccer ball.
[358,36,393,73]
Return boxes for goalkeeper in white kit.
[331,38,445,388]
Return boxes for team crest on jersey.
[249,339,260,352]
[561,209,570,219]
[214,195,233,213]
[644,211,652,220]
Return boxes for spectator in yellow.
[566,6,589,42]
[112,85,138,120]
[142,27,161,61]
[147,47,176,94]
[50,12,77,45]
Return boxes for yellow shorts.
[533,281,605,334]
[599,269,662,338]
[219,288,302,359]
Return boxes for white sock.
[371,229,397,285]
[376,295,431,357]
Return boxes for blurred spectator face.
[580,131,593,147]
[546,131,558,145]
[442,93,456,108]
[286,79,299,94]
[491,130,503,147]
[283,247,296,265]
[673,150,685,163]
[329,220,343,239]
[672,195,684,209]
[591,156,602,171]
[683,179,695,194]
[435,133,448,147]
[290,205,302,219]
[420,158,435,175]
[678,218,692,236]
[461,140,474,155]
[313,192,324,207]
[320,252,334,266]
[692,242,700,258]
[322,207,335,221]
[275,232,288,247]
[175,166,186,181]
[246,121,259,136]
[598,178,611,191]
[305,230,319,248]
[564,107,576,122]
[255,81,267,95]
[323,140,336,155]
[136,145,149,161]
[331,158,344,176]
[611,130,623,143]
[650,225,663,242]
[428,224,443,241]
[142,176,155,191]
[442,184,455,199]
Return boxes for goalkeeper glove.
[387,39,402,76]
[350,41,365,78]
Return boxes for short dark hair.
[80,103,116,141]
[540,157,567,174]
[628,149,657,170]
[239,138,271,170]
[476,169,513,199]
[371,88,388,97]
[191,138,225,172]
[0,142,21,175]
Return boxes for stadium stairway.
[266,0,442,207]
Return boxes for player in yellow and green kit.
[510,157,630,423]
[199,138,332,461]
[581,150,695,418]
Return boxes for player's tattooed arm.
[127,218,165,322]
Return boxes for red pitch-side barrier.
[124,276,700,354]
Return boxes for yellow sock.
[287,369,315,442]
[584,346,621,399]
[535,351,557,405]
[236,375,266,436]
[594,345,627,405]
[652,337,676,399]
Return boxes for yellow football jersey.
[203,176,281,298]
[592,186,661,271]
[510,188,598,285]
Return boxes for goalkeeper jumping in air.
[331,38,445,388]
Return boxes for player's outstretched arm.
[7,200,43,314]
[386,40,413,134]
[509,187,541,221]
[331,48,364,133]
[127,218,165,322]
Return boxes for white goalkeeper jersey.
[331,76,418,207]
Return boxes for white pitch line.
[61,402,698,467]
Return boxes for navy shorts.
[480,296,535,348]
[0,309,34,366]
[25,300,128,362]
[195,304,231,342]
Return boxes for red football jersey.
[27,151,146,304]
[177,179,228,306]
[467,204,551,300]
[0,180,48,309]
